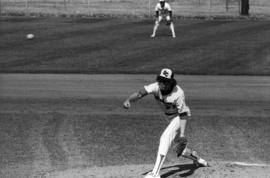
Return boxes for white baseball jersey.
[155,2,172,16]
[144,82,191,117]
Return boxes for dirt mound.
[46,161,270,178]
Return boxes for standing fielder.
[123,68,209,178]
[151,0,176,38]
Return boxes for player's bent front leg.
[182,147,209,167]
[174,136,209,167]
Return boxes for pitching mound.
[45,161,270,178]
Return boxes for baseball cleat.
[172,35,176,38]
[194,158,209,167]
[150,34,155,38]
[144,171,160,178]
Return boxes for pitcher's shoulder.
[175,85,184,95]
[167,85,183,100]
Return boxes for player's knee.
[155,20,160,26]
[191,150,198,157]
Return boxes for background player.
[151,0,176,38]
[123,68,209,178]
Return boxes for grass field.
[1,16,270,178]
[1,17,270,75]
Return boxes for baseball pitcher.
[151,0,176,38]
[123,68,209,178]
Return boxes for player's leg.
[170,22,176,38]
[166,16,176,38]
[182,147,209,167]
[151,16,162,38]
[149,115,181,177]
[174,135,209,167]
[173,114,209,167]
[174,137,209,167]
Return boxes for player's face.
[158,81,171,95]
[158,82,166,90]
[160,1,165,8]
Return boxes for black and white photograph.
[0,0,270,177]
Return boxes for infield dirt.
[0,74,269,178]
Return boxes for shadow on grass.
[143,163,200,178]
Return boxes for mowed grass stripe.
[0,18,114,36]
[165,22,270,74]
[65,21,242,72]
[122,21,270,74]
[0,18,133,50]
[1,18,270,74]
[99,21,267,70]
[0,19,151,69]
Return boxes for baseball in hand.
[26,34,34,39]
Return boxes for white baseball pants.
[152,115,181,174]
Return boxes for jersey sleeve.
[175,95,184,112]
[144,82,159,94]
[166,3,172,11]
[155,3,160,11]
[175,91,191,116]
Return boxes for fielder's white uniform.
[155,2,172,23]
[151,1,176,38]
